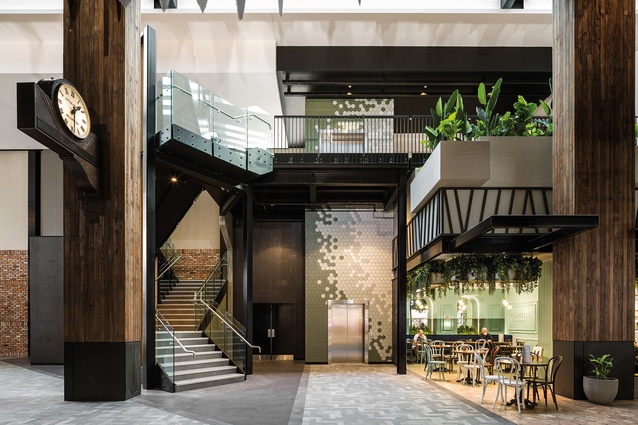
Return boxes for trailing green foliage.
[408,253,543,300]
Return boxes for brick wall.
[174,249,220,281]
[0,250,28,357]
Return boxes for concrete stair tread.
[157,343,215,352]
[175,358,229,368]
[157,351,221,360]
[174,365,236,378]
[174,373,244,391]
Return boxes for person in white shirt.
[412,329,427,359]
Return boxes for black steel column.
[27,150,41,237]
[142,26,157,390]
[243,186,254,374]
[396,172,407,374]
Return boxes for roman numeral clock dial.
[55,82,91,139]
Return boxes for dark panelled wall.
[29,237,63,364]
[235,220,305,360]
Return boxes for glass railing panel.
[155,70,274,162]
[246,107,273,151]
[155,314,175,385]
[212,95,249,154]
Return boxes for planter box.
[410,141,490,213]
[410,137,553,214]
[479,137,552,187]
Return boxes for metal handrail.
[172,84,272,130]
[156,255,181,282]
[155,311,196,358]
[193,291,261,354]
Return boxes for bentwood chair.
[445,340,464,371]
[527,356,563,410]
[493,357,526,413]
[460,347,488,387]
[455,344,474,382]
[423,344,447,381]
[475,352,500,403]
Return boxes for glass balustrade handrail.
[193,291,261,354]
[156,255,181,282]
[155,311,196,358]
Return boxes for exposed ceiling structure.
[0,3,557,150]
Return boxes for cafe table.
[452,348,481,385]
[505,359,550,410]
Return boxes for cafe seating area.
[408,337,567,417]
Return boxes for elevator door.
[330,303,365,363]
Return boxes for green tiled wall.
[305,209,394,363]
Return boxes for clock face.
[55,83,91,139]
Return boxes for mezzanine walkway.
[1,358,636,424]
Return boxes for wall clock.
[37,78,92,140]
[18,78,101,195]
[54,81,92,139]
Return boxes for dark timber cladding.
[553,0,635,399]
[63,1,142,400]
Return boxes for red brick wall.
[174,249,220,281]
[0,250,28,357]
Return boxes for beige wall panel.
[40,150,63,236]
[171,191,220,250]
[0,152,28,250]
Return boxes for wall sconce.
[502,298,513,309]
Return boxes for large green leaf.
[540,99,551,116]
[435,98,443,118]
[486,78,503,114]
[444,90,459,116]
[478,82,487,105]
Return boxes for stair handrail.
[155,311,196,358]
[193,291,261,354]
[156,254,181,282]
[172,84,272,131]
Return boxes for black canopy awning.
[407,214,599,268]
[449,214,599,252]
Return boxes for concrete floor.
[1,357,637,424]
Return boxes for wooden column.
[63,0,142,401]
[553,0,635,400]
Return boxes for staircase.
[156,330,245,392]
[156,279,246,391]
[157,280,201,331]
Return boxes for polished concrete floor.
[1,357,636,424]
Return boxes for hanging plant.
[408,253,542,299]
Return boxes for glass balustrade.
[194,253,255,375]
[155,70,273,174]
[155,312,175,390]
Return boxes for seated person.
[480,327,493,341]
[412,329,427,359]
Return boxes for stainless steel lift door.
[328,300,368,364]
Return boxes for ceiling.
[0,3,558,150]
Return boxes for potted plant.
[583,353,618,404]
